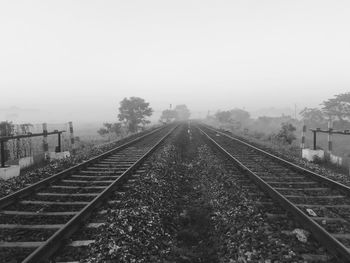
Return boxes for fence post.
[56,132,61,152]
[42,123,49,158]
[328,120,333,154]
[16,125,21,159]
[313,130,317,150]
[1,125,9,167]
[68,121,75,153]
[301,123,306,149]
[0,141,5,167]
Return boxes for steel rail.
[199,126,350,262]
[203,124,350,195]
[21,124,178,263]
[0,126,167,210]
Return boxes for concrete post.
[68,121,75,153]
[301,123,306,149]
[16,125,21,159]
[328,120,333,154]
[0,141,5,167]
[0,125,9,167]
[312,130,317,150]
[42,123,48,158]
[56,132,61,152]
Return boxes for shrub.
[276,123,296,144]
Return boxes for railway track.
[199,124,350,262]
[0,124,177,263]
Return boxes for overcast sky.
[1,0,349,122]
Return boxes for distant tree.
[0,121,14,136]
[230,108,250,123]
[17,123,33,158]
[19,123,33,134]
[230,108,250,128]
[214,108,250,127]
[118,97,153,133]
[322,92,350,121]
[174,105,191,121]
[276,122,296,144]
[300,107,325,125]
[98,122,122,137]
[160,109,177,123]
[215,111,232,123]
[0,121,14,162]
[256,116,273,125]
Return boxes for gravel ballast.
[82,125,333,262]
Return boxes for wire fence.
[2,122,74,164]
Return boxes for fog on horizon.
[1,0,349,124]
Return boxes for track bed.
[200,124,350,261]
[0,125,176,262]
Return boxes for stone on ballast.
[302,149,324,162]
[48,151,71,160]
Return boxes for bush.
[252,131,265,140]
[276,123,296,144]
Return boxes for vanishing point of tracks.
[199,124,350,262]
[0,124,177,263]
